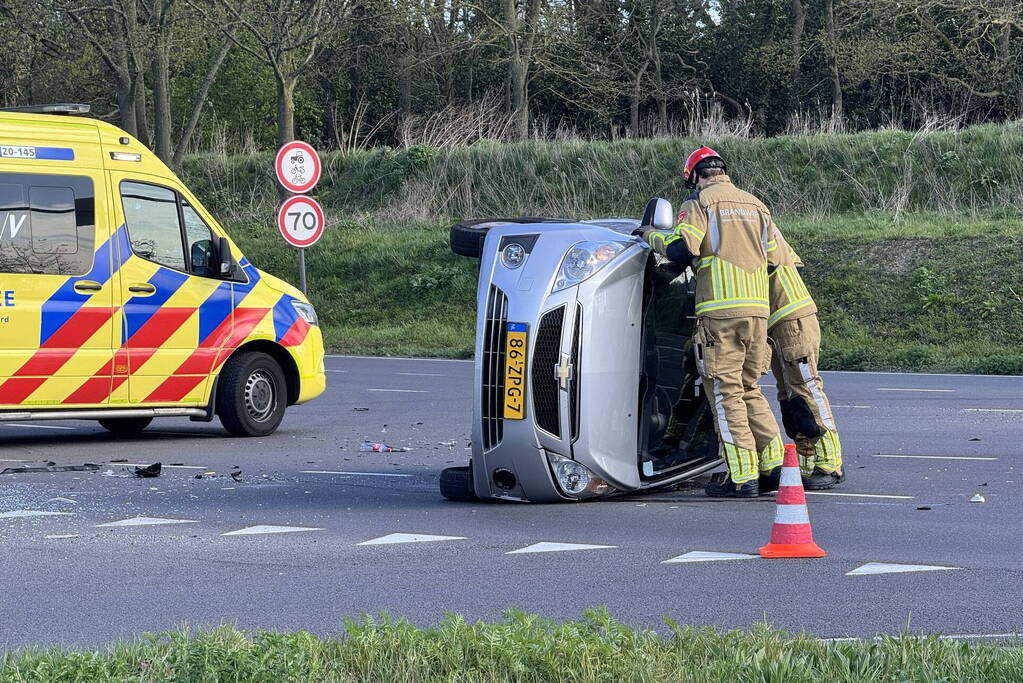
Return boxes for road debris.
[360,441,409,453]
[44,534,79,540]
[230,469,242,482]
[1,463,100,475]
[133,463,162,478]
[970,492,986,503]
[46,497,77,505]
[353,407,369,412]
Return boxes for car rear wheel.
[217,351,287,437]
[449,217,570,258]
[98,417,153,435]
[440,464,478,501]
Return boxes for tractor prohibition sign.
[274,140,321,194]
[277,195,325,248]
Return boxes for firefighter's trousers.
[769,315,843,474]
[694,316,783,484]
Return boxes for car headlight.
[291,301,319,326]
[553,241,628,292]
[547,452,612,497]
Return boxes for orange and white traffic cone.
[758,443,826,558]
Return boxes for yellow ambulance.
[0,104,325,436]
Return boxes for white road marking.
[301,470,413,478]
[0,458,30,462]
[507,542,617,554]
[873,454,998,461]
[327,354,472,363]
[877,387,954,393]
[325,370,348,373]
[846,562,958,576]
[4,423,75,430]
[963,408,1023,414]
[805,491,914,500]
[97,516,198,527]
[45,534,79,540]
[222,525,324,536]
[663,551,758,564]
[832,405,872,409]
[357,533,466,546]
[114,463,208,469]
[0,510,75,519]
[824,632,1023,643]
[396,372,445,377]
[367,388,430,394]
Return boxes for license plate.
[503,322,527,419]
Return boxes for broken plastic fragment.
[970,492,986,503]
[359,441,409,453]
[134,462,162,478]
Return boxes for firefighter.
[642,147,784,498]
[765,229,844,489]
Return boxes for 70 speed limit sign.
[277,195,325,248]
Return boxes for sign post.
[274,140,323,293]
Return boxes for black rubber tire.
[216,351,287,437]
[97,417,153,434]
[449,217,571,258]
[440,464,478,501]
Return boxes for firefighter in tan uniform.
[642,147,784,498]
[766,230,844,489]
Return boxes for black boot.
[705,472,758,498]
[803,468,844,490]
[758,466,781,494]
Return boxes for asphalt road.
[1,356,1021,649]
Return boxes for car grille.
[570,305,581,442]
[532,306,564,438]
[481,286,508,450]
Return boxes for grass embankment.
[182,123,1023,373]
[5,612,1023,681]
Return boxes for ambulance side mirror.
[641,197,674,232]
[216,236,245,282]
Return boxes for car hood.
[257,269,308,302]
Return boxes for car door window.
[181,201,218,278]
[120,181,186,271]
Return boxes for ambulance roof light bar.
[0,103,91,115]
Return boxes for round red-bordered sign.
[274,140,321,194]
[277,195,325,248]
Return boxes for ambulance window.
[0,172,96,275]
[181,201,217,278]
[120,182,186,272]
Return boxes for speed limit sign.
[275,140,321,194]
[277,195,325,248]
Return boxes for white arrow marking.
[357,533,466,546]
[0,510,75,519]
[222,525,323,536]
[663,551,759,564]
[507,542,617,554]
[846,562,959,576]
[97,516,198,527]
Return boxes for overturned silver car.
[441,200,721,503]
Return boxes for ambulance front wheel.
[217,351,287,437]
[98,417,153,435]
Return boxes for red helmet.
[683,146,726,189]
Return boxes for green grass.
[4,611,1023,682]
[229,213,1023,373]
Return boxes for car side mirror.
[215,236,245,282]
[641,197,674,232]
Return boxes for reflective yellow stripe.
[698,258,770,314]
[766,239,778,252]
[677,223,704,241]
[769,297,814,327]
[696,299,770,314]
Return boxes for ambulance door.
[0,171,118,408]
[111,175,231,405]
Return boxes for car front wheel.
[216,351,287,437]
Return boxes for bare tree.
[210,0,346,148]
[504,0,543,140]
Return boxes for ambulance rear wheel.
[217,351,286,437]
[98,417,153,435]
